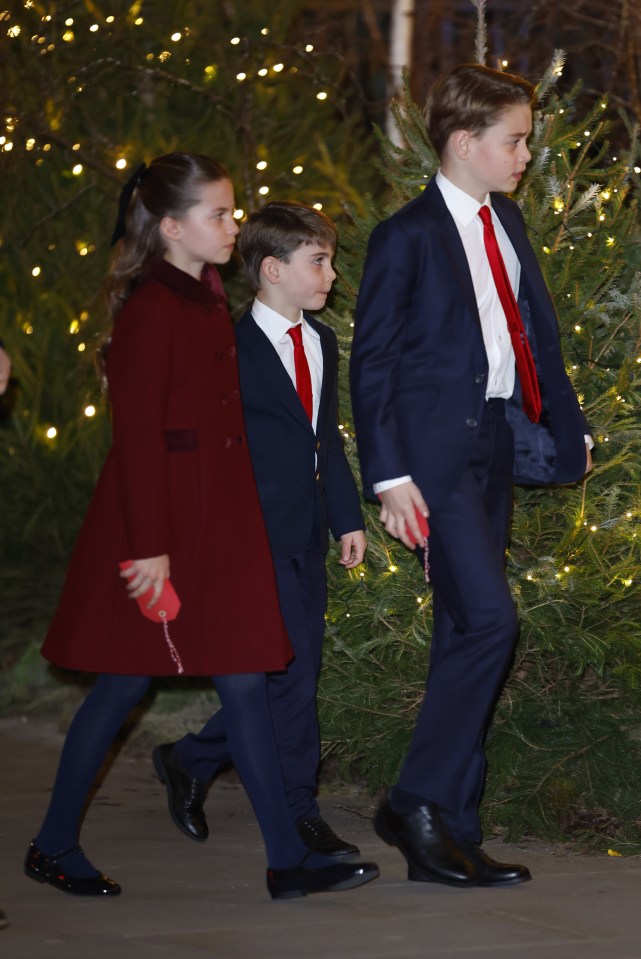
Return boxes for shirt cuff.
[373,475,412,495]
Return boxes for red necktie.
[478,205,542,423]
[287,324,313,421]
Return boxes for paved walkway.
[1,715,641,958]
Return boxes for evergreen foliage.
[320,67,641,849]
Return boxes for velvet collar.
[146,258,225,307]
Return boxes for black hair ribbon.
[110,161,147,246]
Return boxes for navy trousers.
[176,546,328,823]
[393,398,518,845]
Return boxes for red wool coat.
[42,259,292,675]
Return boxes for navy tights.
[35,672,313,875]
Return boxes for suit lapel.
[236,311,315,432]
[419,180,480,323]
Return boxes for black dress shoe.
[461,844,532,886]
[374,792,475,886]
[153,743,209,842]
[297,817,360,857]
[24,842,121,896]
[267,855,379,899]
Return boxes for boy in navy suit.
[350,63,592,887]
[155,202,367,858]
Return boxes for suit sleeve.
[106,291,174,559]
[322,329,365,539]
[349,218,418,492]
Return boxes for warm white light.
[292,165,303,174]
[313,203,323,210]
[46,427,57,439]
[77,343,86,352]
[32,266,41,277]
[84,405,96,417]
[256,160,267,170]
[316,91,328,100]
[171,32,181,41]
[230,36,240,45]
[305,44,314,52]
[273,63,284,72]
[116,158,127,169]
[258,68,268,76]
[258,186,270,195]
[72,163,83,175]
[236,72,246,81]
[90,24,99,33]
[233,209,244,220]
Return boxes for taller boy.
[350,64,592,886]
[156,202,366,857]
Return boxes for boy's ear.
[450,129,473,160]
[261,256,281,285]
[159,216,182,242]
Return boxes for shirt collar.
[251,298,319,341]
[436,170,490,227]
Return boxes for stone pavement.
[1,714,641,959]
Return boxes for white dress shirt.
[251,297,323,431]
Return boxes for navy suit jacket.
[349,178,589,508]
[235,309,364,559]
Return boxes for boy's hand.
[378,481,430,551]
[339,530,367,569]
[120,554,170,607]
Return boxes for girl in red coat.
[25,154,378,900]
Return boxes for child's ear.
[451,129,472,160]
[159,216,182,242]
[261,256,281,285]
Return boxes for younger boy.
[350,63,592,887]
[155,202,366,857]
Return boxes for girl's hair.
[104,153,229,322]
[425,64,535,158]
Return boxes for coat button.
[236,435,244,444]
[315,471,320,481]
[466,418,478,428]
[475,373,485,383]
[232,390,240,401]
[220,395,228,405]
[228,346,237,357]
[223,437,232,449]
[316,441,321,450]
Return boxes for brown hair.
[425,63,535,158]
[104,153,230,321]
[238,201,337,292]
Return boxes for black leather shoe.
[267,856,379,899]
[24,842,121,896]
[297,817,360,857]
[153,743,209,842]
[461,844,532,886]
[374,792,475,886]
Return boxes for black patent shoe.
[461,843,532,886]
[297,817,360,857]
[267,856,379,900]
[24,842,121,896]
[152,743,209,842]
[374,792,475,886]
